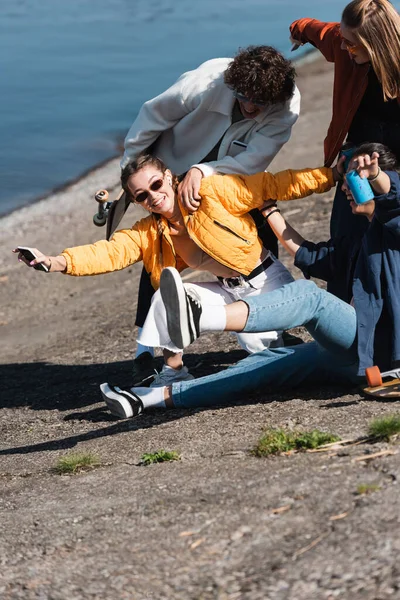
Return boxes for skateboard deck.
[363,378,400,399]
[106,190,130,240]
[363,366,400,399]
[93,188,128,240]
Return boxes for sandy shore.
[2,56,400,600]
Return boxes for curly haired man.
[122,46,299,209]
[119,45,301,383]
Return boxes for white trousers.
[138,255,294,354]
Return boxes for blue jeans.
[172,280,360,408]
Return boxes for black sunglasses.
[233,90,266,108]
[135,176,165,203]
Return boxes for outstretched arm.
[289,18,340,63]
[12,248,67,272]
[260,204,305,257]
[14,225,145,277]
[201,164,340,217]
[260,201,341,283]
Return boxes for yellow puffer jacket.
[62,166,334,290]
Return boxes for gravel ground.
[1,57,399,600]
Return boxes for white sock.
[131,386,166,409]
[136,327,155,358]
[199,304,226,332]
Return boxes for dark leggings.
[135,212,278,327]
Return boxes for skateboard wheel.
[365,366,382,388]
[95,189,109,203]
[93,213,107,226]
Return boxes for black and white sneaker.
[160,267,202,349]
[100,383,144,419]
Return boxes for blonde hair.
[342,0,400,100]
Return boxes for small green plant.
[140,449,180,466]
[356,483,380,495]
[368,414,400,442]
[253,428,340,457]
[53,452,100,474]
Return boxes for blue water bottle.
[345,170,374,205]
[341,145,355,171]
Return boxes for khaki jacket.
[62,167,334,290]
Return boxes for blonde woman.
[14,154,337,386]
[290,0,400,300]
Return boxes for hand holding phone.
[16,246,49,272]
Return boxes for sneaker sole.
[160,268,194,348]
[100,383,134,419]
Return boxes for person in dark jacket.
[99,143,400,419]
[283,142,400,375]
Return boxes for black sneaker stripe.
[110,386,144,414]
[189,296,201,338]
[185,293,196,344]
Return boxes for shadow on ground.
[1,349,248,411]
[0,348,365,458]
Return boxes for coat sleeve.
[290,18,340,63]
[193,86,301,177]
[200,167,335,215]
[121,70,194,168]
[294,239,338,282]
[62,225,145,276]
[373,172,400,236]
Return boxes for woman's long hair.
[342,0,400,100]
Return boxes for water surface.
[1,0,389,214]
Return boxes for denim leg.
[172,342,359,409]
[244,280,357,357]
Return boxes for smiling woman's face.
[127,166,176,218]
[339,22,370,64]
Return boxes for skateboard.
[363,365,400,398]
[93,188,129,240]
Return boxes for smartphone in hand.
[17,246,49,272]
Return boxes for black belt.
[217,255,274,288]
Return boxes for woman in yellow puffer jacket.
[14,153,338,386]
